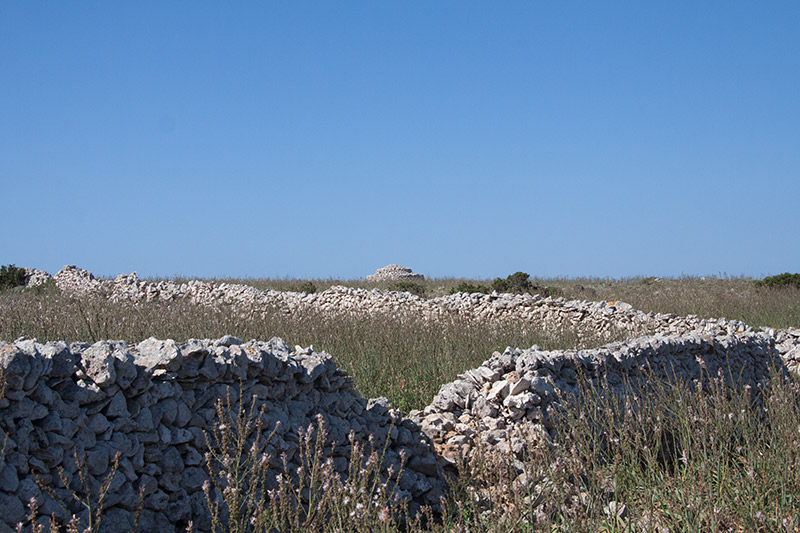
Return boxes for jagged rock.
[0,492,25,527]
[136,338,182,372]
[80,343,117,387]
[54,265,103,296]
[0,464,18,493]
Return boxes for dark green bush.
[540,285,563,298]
[447,282,488,295]
[491,277,511,293]
[298,281,317,294]
[492,272,532,294]
[756,273,800,289]
[29,278,57,296]
[0,264,27,290]
[489,271,562,297]
[391,281,427,297]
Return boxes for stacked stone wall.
[46,266,769,347]
[0,337,443,532]
[413,331,794,472]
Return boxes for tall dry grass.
[546,276,800,329]
[0,284,608,411]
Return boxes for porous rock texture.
[365,264,424,282]
[0,337,444,532]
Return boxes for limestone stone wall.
[0,337,443,532]
[413,330,795,474]
[44,266,775,348]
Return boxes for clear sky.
[2,2,798,280]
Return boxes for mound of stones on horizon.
[365,264,425,282]
[2,265,798,530]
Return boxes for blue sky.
[2,2,798,279]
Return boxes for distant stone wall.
[43,266,778,347]
[0,337,443,532]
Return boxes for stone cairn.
[5,266,800,530]
[365,264,424,282]
[0,337,444,532]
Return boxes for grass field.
[1,275,799,531]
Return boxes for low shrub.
[298,281,317,294]
[540,285,563,298]
[391,281,427,297]
[28,278,58,296]
[447,282,488,295]
[491,272,532,294]
[0,264,26,290]
[490,272,561,297]
[756,273,800,289]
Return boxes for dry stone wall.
[0,337,444,532]
[45,266,767,346]
[411,330,794,474]
[22,269,50,289]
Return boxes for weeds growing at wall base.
[423,366,800,532]
[200,385,412,533]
